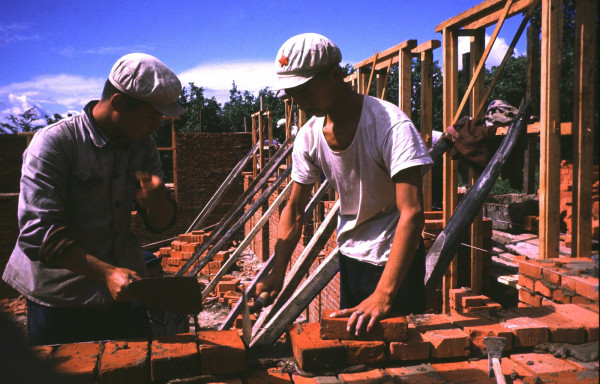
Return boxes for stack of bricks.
[30,330,247,383]
[516,256,599,307]
[559,161,599,245]
[158,230,213,274]
[449,287,503,314]
[287,303,598,377]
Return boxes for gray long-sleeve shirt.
[2,101,163,310]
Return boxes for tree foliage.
[0,107,44,134]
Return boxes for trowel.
[127,276,204,315]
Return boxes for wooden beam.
[453,0,514,126]
[411,40,441,54]
[354,40,416,69]
[399,45,413,117]
[365,51,379,96]
[435,0,535,32]
[572,0,596,258]
[495,121,572,135]
[442,27,459,313]
[421,49,434,211]
[470,30,485,294]
[539,0,563,260]
[524,24,541,194]
[473,0,539,120]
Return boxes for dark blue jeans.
[338,237,426,315]
[27,300,152,346]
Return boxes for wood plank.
[473,0,539,120]
[435,0,534,32]
[399,46,412,117]
[470,31,485,294]
[411,40,441,54]
[421,49,434,211]
[539,0,563,260]
[201,182,293,300]
[365,51,379,96]
[572,0,596,258]
[453,0,514,126]
[353,40,416,69]
[250,250,340,347]
[524,24,541,194]
[495,121,572,135]
[442,27,460,313]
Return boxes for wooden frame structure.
[436,0,597,310]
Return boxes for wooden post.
[539,0,562,260]
[572,0,596,258]
[469,30,485,294]
[258,111,265,174]
[421,49,434,211]
[524,24,541,194]
[442,27,459,313]
[171,117,178,199]
[251,114,258,178]
[399,46,413,117]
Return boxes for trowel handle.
[250,291,271,313]
[491,357,506,384]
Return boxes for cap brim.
[273,73,314,91]
[152,102,186,117]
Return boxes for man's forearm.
[272,202,305,273]
[141,195,176,231]
[374,214,423,301]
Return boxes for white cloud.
[178,60,275,104]
[457,34,520,70]
[59,45,156,57]
[0,74,104,122]
[0,22,41,45]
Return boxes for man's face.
[285,69,336,117]
[114,99,163,142]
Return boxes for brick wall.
[131,132,252,244]
[559,161,599,241]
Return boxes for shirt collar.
[83,101,130,149]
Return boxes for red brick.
[449,287,472,312]
[100,339,149,384]
[552,288,573,304]
[563,275,599,301]
[519,288,542,306]
[431,361,495,383]
[320,311,408,341]
[51,342,102,383]
[245,368,293,383]
[545,303,599,341]
[462,323,513,352]
[514,306,586,344]
[571,295,596,305]
[518,274,536,291]
[385,364,447,383]
[411,313,455,332]
[290,374,319,383]
[524,371,600,384]
[534,280,555,298]
[541,267,562,286]
[213,251,230,262]
[388,328,431,361]
[196,330,246,375]
[519,260,558,280]
[421,328,470,358]
[500,310,550,347]
[216,280,239,296]
[31,345,53,361]
[341,340,386,365]
[288,323,345,371]
[151,333,201,382]
[446,312,494,328]
[469,357,534,382]
[510,352,580,375]
[338,369,391,384]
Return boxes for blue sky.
[0,0,528,125]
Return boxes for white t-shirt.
[292,96,433,266]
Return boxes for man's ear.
[109,93,125,111]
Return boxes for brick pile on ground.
[515,256,598,307]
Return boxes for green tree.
[176,82,224,133]
[221,82,257,132]
[0,107,44,134]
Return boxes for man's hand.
[329,290,393,336]
[104,266,141,302]
[255,267,286,303]
[136,171,167,208]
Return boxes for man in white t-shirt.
[256,33,433,336]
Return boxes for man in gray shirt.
[3,53,185,345]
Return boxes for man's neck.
[92,100,121,140]
[322,88,364,151]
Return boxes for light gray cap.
[273,33,342,90]
[109,53,186,117]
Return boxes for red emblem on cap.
[278,55,289,67]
